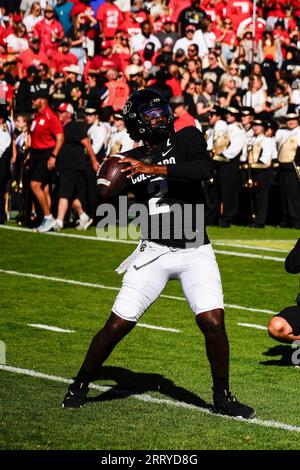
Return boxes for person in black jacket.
[15,66,39,113]
[52,102,98,232]
[268,239,300,343]
[61,89,256,420]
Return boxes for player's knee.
[104,312,136,335]
[268,316,287,339]
[196,308,225,336]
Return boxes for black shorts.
[29,149,52,185]
[59,168,86,202]
[275,306,300,336]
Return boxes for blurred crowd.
[0,0,299,232]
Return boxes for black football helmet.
[123,89,174,143]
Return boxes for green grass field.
[1,224,300,450]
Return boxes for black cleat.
[62,381,89,409]
[213,391,256,419]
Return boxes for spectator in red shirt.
[226,0,253,32]
[96,0,124,40]
[130,0,148,25]
[119,11,142,37]
[51,37,78,74]
[33,4,64,59]
[17,37,49,79]
[170,95,201,132]
[103,68,130,111]
[29,89,64,233]
[167,62,183,97]
[88,40,121,74]
[215,17,237,62]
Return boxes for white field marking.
[0,224,137,244]
[0,225,287,261]
[213,249,284,262]
[213,242,288,253]
[238,323,268,331]
[28,324,75,333]
[1,364,300,434]
[137,323,181,333]
[27,322,179,334]
[215,239,295,243]
[228,304,275,314]
[0,268,277,315]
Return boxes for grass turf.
[1,225,300,450]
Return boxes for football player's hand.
[120,157,156,178]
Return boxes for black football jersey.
[121,126,214,248]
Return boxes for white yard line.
[213,249,284,262]
[137,323,181,333]
[0,268,277,315]
[27,322,180,334]
[1,364,300,434]
[215,239,295,243]
[28,324,75,333]
[213,242,288,253]
[0,225,287,260]
[0,224,136,244]
[238,323,268,331]
[226,304,275,314]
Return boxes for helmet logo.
[123,101,132,115]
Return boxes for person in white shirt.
[85,107,109,162]
[130,20,161,53]
[205,106,228,225]
[173,25,197,55]
[20,0,48,16]
[22,2,43,36]
[109,112,136,155]
[218,106,246,227]
[275,107,300,228]
[0,107,12,224]
[206,106,228,153]
[4,23,29,54]
[242,76,267,113]
[193,26,209,59]
[241,116,275,227]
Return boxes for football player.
[62,89,256,419]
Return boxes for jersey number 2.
[147,177,170,216]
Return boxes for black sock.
[212,377,229,394]
[73,367,94,386]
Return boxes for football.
[96,154,129,199]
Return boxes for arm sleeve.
[259,137,273,165]
[285,239,300,274]
[223,127,246,160]
[89,125,106,154]
[167,127,214,180]
[49,113,63,137]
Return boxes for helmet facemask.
[123,89,175,143]
[139,104,174,143]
